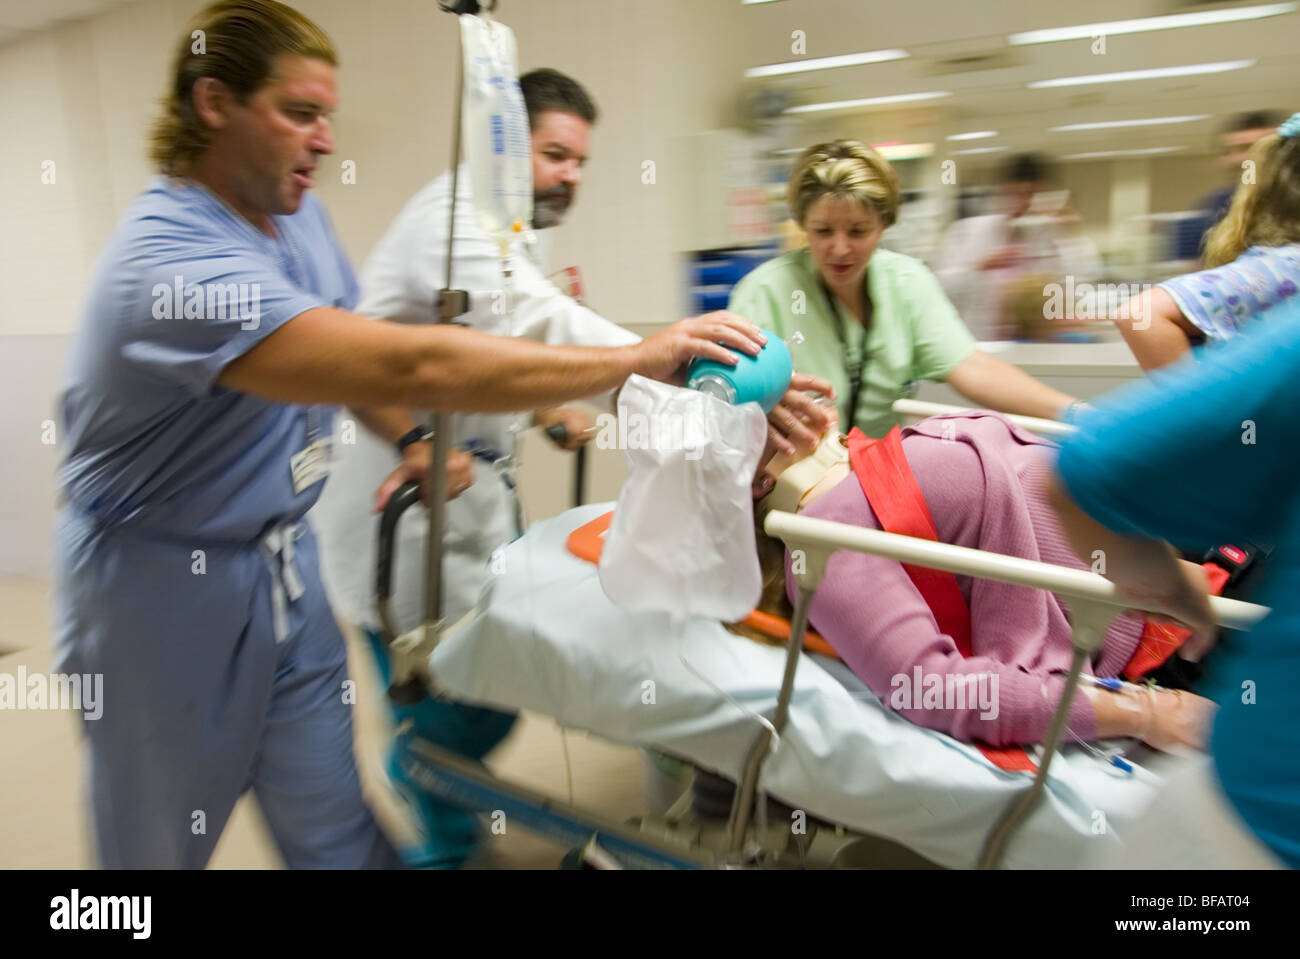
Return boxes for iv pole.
[382,0,496,704]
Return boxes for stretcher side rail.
[760,510,1269,868]
[892,398,1079,438]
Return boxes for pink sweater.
[787,412,1143,746]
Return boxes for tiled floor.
[0,577,650,869]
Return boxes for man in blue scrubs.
[1051,298,1300,868]
[53,0,772,868]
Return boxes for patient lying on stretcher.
[746,411,1215,753]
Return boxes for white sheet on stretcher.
[430,504,1181,868]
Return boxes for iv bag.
[459,14,533,243]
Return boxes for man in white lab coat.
[311,69,630,866]
[315,70,623,641]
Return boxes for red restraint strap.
[847,426,1037,774]
[1125,563,1229,680]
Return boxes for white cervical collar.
[760,430,850,516]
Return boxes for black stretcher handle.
[545,424,587,508]
[438,0,493,14]
[375,480,423,606]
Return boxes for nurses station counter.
[915,339,1143,408]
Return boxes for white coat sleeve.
[507,253,641,349]
[500,247,641,411]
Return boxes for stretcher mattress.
[430,504,1180,868]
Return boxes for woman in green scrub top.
[730,140,1078,438]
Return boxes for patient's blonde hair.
[1204,129,1300,266]
[786,140,902,228]
[725,511,795,647]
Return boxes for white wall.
[0,0,752,576]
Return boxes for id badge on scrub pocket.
[290,405,332,495]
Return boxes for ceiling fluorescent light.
[951,146,1006,155]
[786,91,951,114]
[1009,3,1297,45]
[1029,60,1254,88]
[872,142,935,160]
[1061,147,1186,160]
[746,49,908,78]
[947,131,998,141]
[1050,114,1210,132]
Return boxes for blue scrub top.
[58,177,359,542]
[1057,298,1300,868]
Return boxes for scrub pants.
[52,507,404,869]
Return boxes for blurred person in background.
[1200,110,1286,233]
[935,153,1063,340]
[1116,113,1300,371]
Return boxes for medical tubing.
[1067,729,1131,775]
[1085,676,1157,743]
[1062,697,1137,778]
[1082,674,1124,692]
[675,610,783,836]
[725,585,813,854]
[670,609,772,834]
[1134,685,1156,743]
[976,644,1088,869]
[677,653,781,748]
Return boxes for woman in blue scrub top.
[53,0,783,869]
[1050,296,1300,868]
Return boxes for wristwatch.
[394,426,433,454]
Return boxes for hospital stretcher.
[375,404,1269,869]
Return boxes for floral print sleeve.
[1158,244,1300,341]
